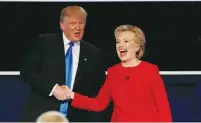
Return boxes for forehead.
[65,14,86,22]
[116,31,134,40]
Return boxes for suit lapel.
[73,41,88,89]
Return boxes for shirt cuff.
[49,84,58,96]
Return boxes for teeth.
[120,49,127,52]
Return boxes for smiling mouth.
[119,49,127,57]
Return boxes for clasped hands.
[53,85,74,101]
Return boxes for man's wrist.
[71,92,75,99]
[49,84,58,96]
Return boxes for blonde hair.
[36,111,69,123]
[60,6,88,22]
[114,24,146,59]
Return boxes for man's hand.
[53,85,71,101]
[62,85,74,99]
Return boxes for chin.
[119,58,127,62]
[73,38,82,41]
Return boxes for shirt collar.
[62,32,80,46]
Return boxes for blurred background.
[0,1,201,122]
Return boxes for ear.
[135,46,140,52]
[60,22,65,31]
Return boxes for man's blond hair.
[60,5,87,22]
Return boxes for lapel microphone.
[78,58,87,65]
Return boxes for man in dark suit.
[20,6,112,122]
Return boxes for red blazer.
[72,61,172,122]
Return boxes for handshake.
[53,85,74,101]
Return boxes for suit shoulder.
[35,33,62,46]
[37,33,58,40]
[82,40,101,53]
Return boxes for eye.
[70,22,77,24]
[79,21,84,24]
[124,40,128,42]
[116,41,120,44]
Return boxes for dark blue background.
[0,75,201,122]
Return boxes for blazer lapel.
[73,40,87,89]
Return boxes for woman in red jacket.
[65,24,172,122]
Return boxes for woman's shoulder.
[106,61,160,74]
[107,61,159,70]
[141,61,157,68]
[104,63,120,76]
[107,63,122,72]
[141,61,160,73]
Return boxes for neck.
[121,58,141,67]
[63,32,71,40]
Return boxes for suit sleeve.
[89,52,108,97]
[20,35,56,97]
[71,69,112,112]
[151,65,172,122]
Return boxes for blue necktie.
[59,42,74,116]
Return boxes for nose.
[75,23,81,30]
[119,42,124,48]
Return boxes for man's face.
[60,15,86,41]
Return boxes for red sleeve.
[71,69,112,112]
[151,65,172,122]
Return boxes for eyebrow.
[117,38,130,41]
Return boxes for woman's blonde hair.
[36,111,69,123]
[114,24,146,59]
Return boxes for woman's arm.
[70,69,112,112]
[151,65,172,122]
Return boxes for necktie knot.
[69,42,74,47]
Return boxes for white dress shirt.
[49,32,80,96]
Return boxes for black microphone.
[125,76,129,80]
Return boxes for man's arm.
[20,35,68,99]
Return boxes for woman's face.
[116,31,140,62]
